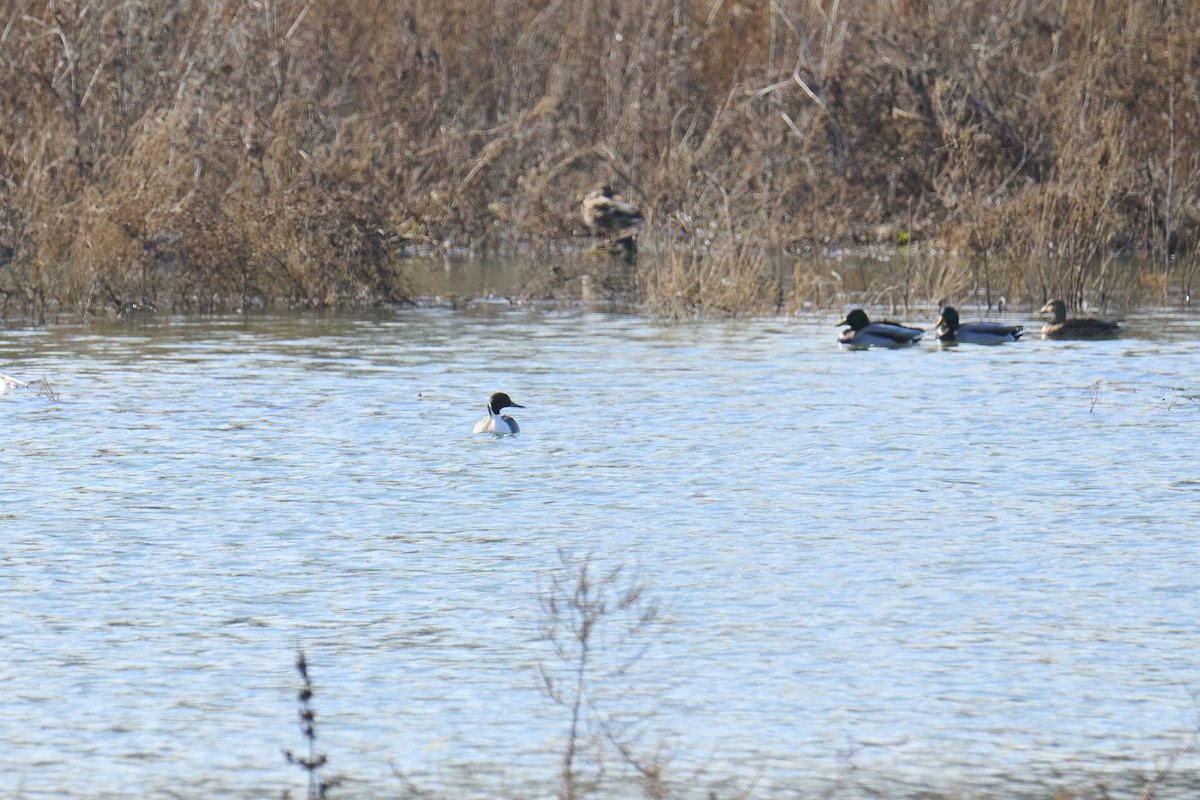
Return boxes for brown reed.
[0,1,1196,316]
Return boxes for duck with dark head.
[935,306,1023,344]
[473,392,525,435]
[836,308,924,348]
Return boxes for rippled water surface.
[3,303,1200,799]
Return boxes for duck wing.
[1053,318,1121,339]
[956,321,1023,342]
[866,322,924,343]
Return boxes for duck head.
[1039,299,1067,323]
[837,308,871,331]
[937,306,960,329]
[487,392,524,414]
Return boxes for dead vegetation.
[1,0,1197,317]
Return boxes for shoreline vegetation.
[2,1,1199,320]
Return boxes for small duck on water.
[473,392,525,435]
[1039,299,1121,340]
[837,308,924,347]
[935,306,1023,344]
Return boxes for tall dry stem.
[538,550,664,800]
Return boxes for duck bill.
[835,318,848,326]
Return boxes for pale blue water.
[3,304,1199,799]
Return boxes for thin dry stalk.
[538,550,664,800]
[1136,686,1200,800]
[283,650,341,800]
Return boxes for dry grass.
[1,0,1197,317]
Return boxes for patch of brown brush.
[0,0,1196,317]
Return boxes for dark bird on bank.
[1039,299,1121,340]
[473,392,525,435]
[836,308,924,347]
[935,306,1023,344]
[581,186,643,243]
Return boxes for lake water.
[3,300,1200,799]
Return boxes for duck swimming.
[1039,299,1121,339]
[473,392,524,435]
[935,306,1023,344]
[837,308,924,347]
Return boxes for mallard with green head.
[837,308,924,347]
[935,306,1023,344]
[1039,299,1120,339]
